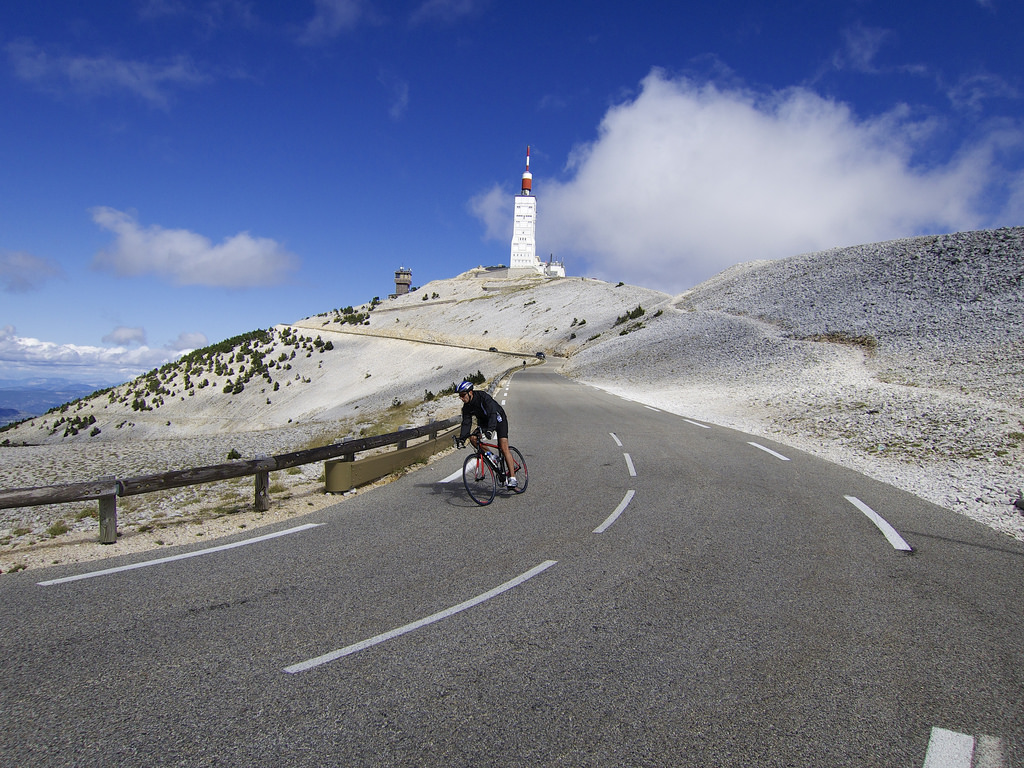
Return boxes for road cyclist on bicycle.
[454,380,517,488]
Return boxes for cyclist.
[456,380,517,488]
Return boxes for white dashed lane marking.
[845,496,913,552]
[439,467,463,483]
[924,727,975,768]
[923,726,1007,767]
[594,490,636,534]
[748,441,791,461]
[623,453,637,477]
[284,560,558,673]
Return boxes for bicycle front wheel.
[463,453,496,506]
[508,446,528,493]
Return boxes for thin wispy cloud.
[822,22,930,83]
[6,40,208,108]
[473,69,1024,292]
[91,207,299,288]
[378,71,410,119]
[138,0,257,30]
[0,250,63,293]
[410,0,487,26]
[299,0,373,44]
[947,72,1019,112]
[833,24,891,73]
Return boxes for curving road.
[1,368,1022,766]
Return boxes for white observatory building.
[509,146,564,278]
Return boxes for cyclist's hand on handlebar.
[484,431,493,440]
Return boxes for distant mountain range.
[0,379,108,426]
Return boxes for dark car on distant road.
[535,351,546,359]
[489,347,498,352]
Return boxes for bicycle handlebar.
[454,428,496,450]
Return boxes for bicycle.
[455,429,528,506]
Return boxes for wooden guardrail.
[0,418,458,544]
[0,365,525,545]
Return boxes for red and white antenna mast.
[521,145,532,195]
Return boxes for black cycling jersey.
[459,390,508,440]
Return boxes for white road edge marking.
[284,559,558,673]
[683,419,711,429]
[37,524,322,586]
[923,727,975,768]
[623,453,637,477]
[748,441,791,461]
[609,432,623,447]
[594,490,636,534]
[845,496,913,552]
[644,405,660,412]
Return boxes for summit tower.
[509,146,539,271]
[507,146,565,277]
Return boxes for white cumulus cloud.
[102,326,147,346]
[91,207,299,288]
[0,325,183,384]
[468,184,510,242]
[167,331,208,352]
[507,69,1024,292]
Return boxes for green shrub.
[614,306,645,326]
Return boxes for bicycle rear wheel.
[508,446,528,493]
[463,454,496,505]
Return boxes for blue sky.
[2,0,1022,385]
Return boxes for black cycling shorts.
[492,417,509,441]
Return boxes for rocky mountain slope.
[2,227,1022,568]
[563,227,1023,538]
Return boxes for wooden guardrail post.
[254,471,270,511]
[98,476,117,544]
[253,455,270,512]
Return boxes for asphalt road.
[1,368,1022,767]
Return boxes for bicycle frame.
[471,438,504,474]
[457,429,528,505]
